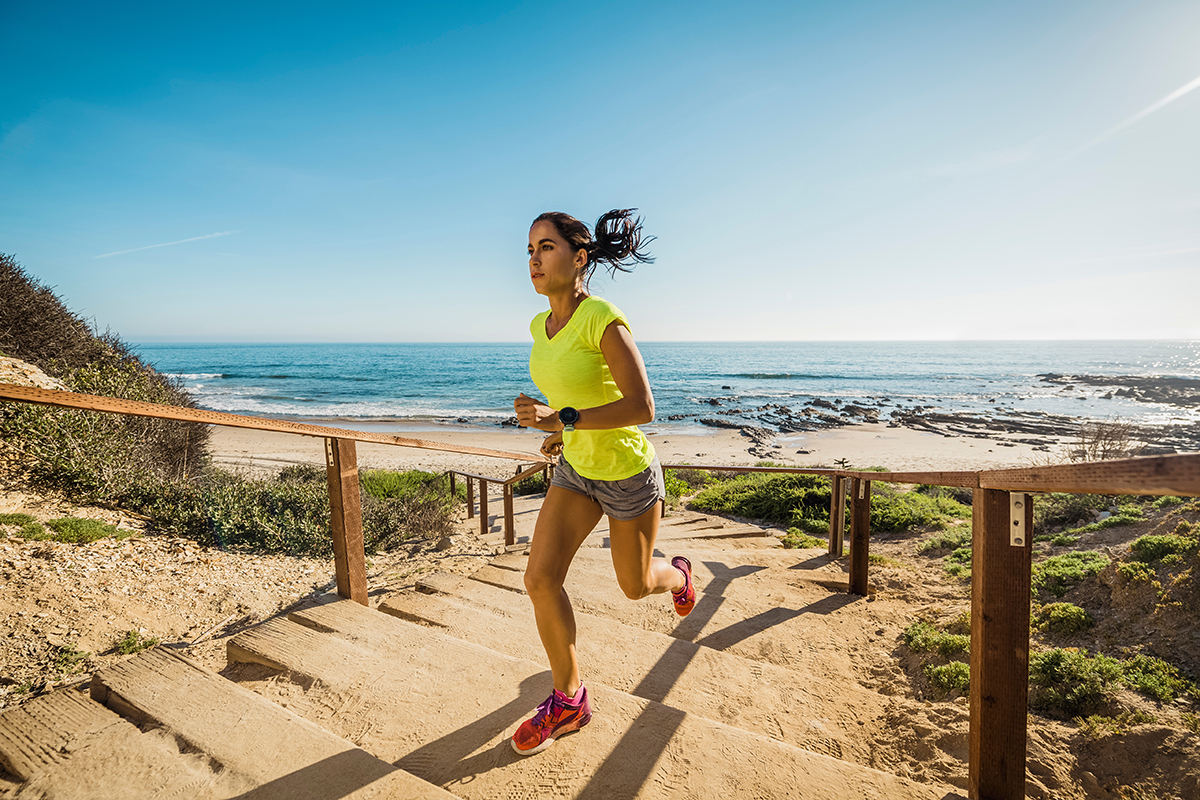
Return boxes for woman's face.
[528,220,587,297]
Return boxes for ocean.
[134,340,1200,435]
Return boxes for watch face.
[559,407,579,425]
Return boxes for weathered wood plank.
[969,490,1033,800]
[0,690,124,780]
[979,452,1200,496]
[326,437,367,605]
[0,383,540,462]
[849,478,871,595]
[90,647,454,799]
[828,475,846,556]
[504,483,515,547]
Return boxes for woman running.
[510,209,697,756]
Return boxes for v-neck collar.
[544,296,591,342]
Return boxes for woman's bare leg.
[524,485,603,697]
[607,501,686,600]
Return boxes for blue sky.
[3,1,1198,342]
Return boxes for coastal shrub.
[1028,648,1123,717]
[1121,654,1195,703]
[669,468,721,491]
[1117,561,1155,583]
[914,484,973,506]
[690,472,832,528]
[902,621,969,658]
[0,255,209,502]
[1131,534,1197,563]
[869,485,971,532]
[512,471,548,496]
[916,528,971,554]
[0,513,37,527]
[278,463,326,483]
[1077,711,1156,739]
[1032,552,1110,598]
[1034,603,1093,636]
[781,527,825,549]
[925,661,970,694]
[1067,504,1144,535]
[1183,712,1200,734]
[1152,496,1186,509]
[663,470,689,504]
[1034,493,1111,534]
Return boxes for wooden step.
[226,598,958,800]
[379,584,881,766]
[425,562,880,677]
[86,646,457,799]
[0,689,253,800]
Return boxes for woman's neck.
[547,289,588,327]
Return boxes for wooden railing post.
[449,472,456,497]
[969,489,1033,800]
[504,483,515,547]
[466,477,474,519]
[848,478,871,595]
[324,437,368,606]
[828,475,846,556]
[479,480,489,538]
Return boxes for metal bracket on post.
[1010,493,1028,547]
[325,437,335,466]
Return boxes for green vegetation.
[1067,504,1144,535]
[781,527,825,549]
[916,527,971,554]
[689,472,969,533]
[1121,654,1195,703]
[1034,602,1094,636]
[1034,493,1112,534]
[54,642,90,677]
[1029,648,1196,716]
[903,620,969,658]
[46,517,135,543]
[1077,710,1156,739]
[1183,712,1200,734]
[1131,533,1197,563]
[1032,551,1110,598]
[0,512,36,526]
[0,512,47,539]
[1151,496,1186,509]
[1117,561,1156,583]
[1029,648,1123,717]
[117,630,160,655]
[925,661,970,693]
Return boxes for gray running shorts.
[550,456,666,521]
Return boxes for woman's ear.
[575,248,588,271]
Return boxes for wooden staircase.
[0,499,965,799]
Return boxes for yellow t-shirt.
[529,296,656,481]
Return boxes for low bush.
[1131,534,1197,563]
[1032,552,1110,598]
[1029,648,1123,717]
[45,517,134,544]
[1121,654,1194,703]
[903,620,970,658]
[926,661,970,693]
[1034,493,1111,534]
[916,528,971,554]
[1034,603,1093,636]
[1077,710,1156,739]
[869,484,971,532]
[691,472,832,528]
[1117,561,1155,583]
[781,527,825,549]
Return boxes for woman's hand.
[540,430,564,458]
[514,392,561,431]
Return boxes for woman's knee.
[524,564,565,598]
[616,572,652,601]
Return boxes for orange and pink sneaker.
[511,685,592,756]
[671,556,696,617]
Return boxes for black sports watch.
[558,407,580,432]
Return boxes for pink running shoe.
[671,556,696,617]
[511,685,592,756]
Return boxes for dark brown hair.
[533,209,654,288]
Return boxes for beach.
[208,419,1068,478]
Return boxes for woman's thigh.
[526,485,604,591]
[606,500,663,594]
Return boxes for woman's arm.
[512,321,655,431]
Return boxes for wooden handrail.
[0,383,545,464]
[6,382,1198,800]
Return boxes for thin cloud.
[95,230,240,259]
[1083,72,1200,151]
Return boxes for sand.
[208,419,1067,479]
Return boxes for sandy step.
[88,647,457,800]
[379,583,881,766]
[433,560,883,676]
[226,598,957,800]
[0,689,256,800]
